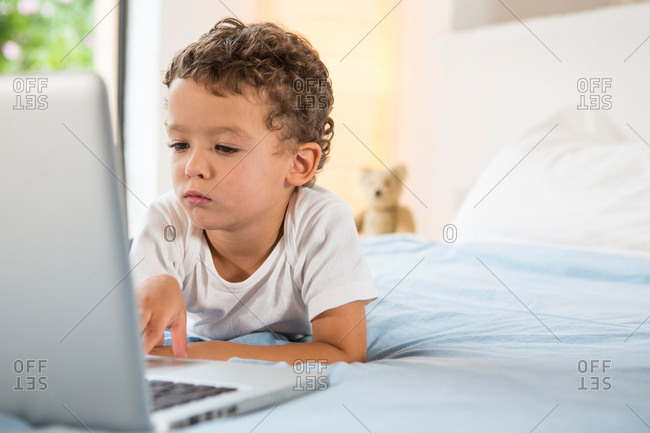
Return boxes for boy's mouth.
[184,190,211,206]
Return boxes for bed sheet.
[2,234,649,432]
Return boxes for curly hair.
[163,17,334,187]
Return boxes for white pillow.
[453,110,650,257]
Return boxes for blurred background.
[1,0,646,239]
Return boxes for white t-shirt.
[129,185,378,341]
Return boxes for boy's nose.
[185,152,208,179]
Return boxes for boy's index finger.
[169,320,188,358]
[143,321,166,355]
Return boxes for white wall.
[395,0,453,241]
[452,0,646,30]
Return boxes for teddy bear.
[354,164,416,235]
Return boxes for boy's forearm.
[149,340,364,364]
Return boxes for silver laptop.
[0,72,327,431]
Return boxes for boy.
[130,18,378,365]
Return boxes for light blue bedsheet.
[3,234,650,432]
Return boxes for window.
[0,0,94,73]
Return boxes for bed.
[3,235,649,432]
[210,236,650,432]
[3,3,650,432]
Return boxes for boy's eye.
[216,143,238,155]
[168,142,189,151]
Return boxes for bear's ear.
[361,167,374,183]
[392,164,407,181]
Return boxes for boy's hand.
[136,274,188,358]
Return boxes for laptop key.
[147,380,237,412]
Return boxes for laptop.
[0,72,328,431]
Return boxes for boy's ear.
[286,142,322,187]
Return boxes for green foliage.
[0,0,94,73]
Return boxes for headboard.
[408,3,650,240]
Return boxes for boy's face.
[165,78,295,233]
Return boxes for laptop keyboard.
[148,380,237,412]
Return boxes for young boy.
[130,18,378,364]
